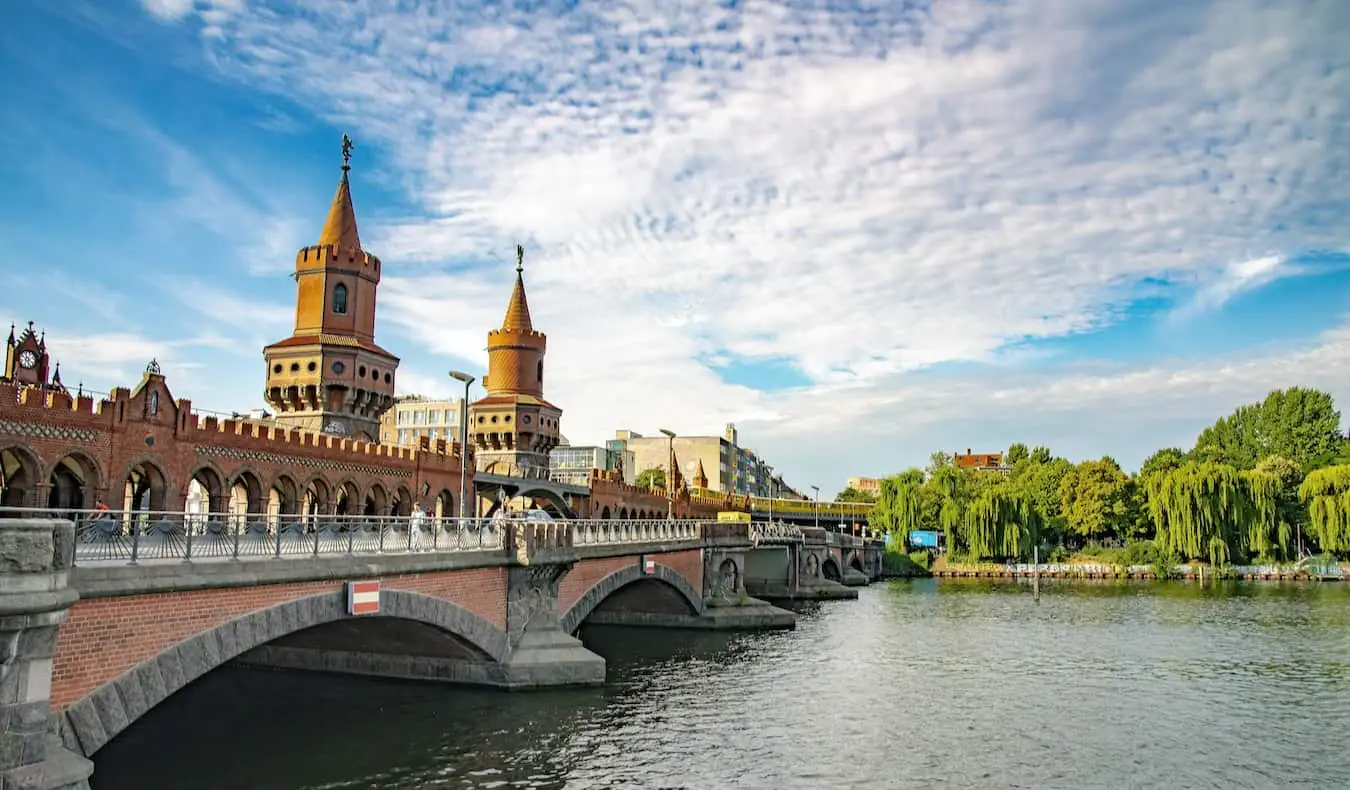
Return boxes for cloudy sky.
[2,0,1348,496]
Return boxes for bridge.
[472,468,589,518]
[0,509,884,790]
[747,495,873,527]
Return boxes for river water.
[94,580,1350,789]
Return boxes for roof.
[472,393,559,410]
[264,334,397,359]
[500,270,534,332]
[318,171,362,251]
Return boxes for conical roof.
[318,171,362,251]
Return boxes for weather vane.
[516,244,525,274]
[341,134,354,170]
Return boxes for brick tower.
[468,246,562,474]
[262,136,398,441]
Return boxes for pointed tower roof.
[694,459,708,488]
[500,244,534,332]
[318,134,362,251]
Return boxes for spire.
[500,244,534,332]
[694,459,708,489]
[318,134,362,250]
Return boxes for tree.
[836,486,877,503]
[1298,465,1350,555]
[636,468,665,490]
[1015,456,1074,545]
[1005,443,1029,466]
[1253,455,1305,557]
[925,451,954,478]
[1148,461,1266,564]
[1139,447,1186,479]
[963,482,1040,561]
[1029,446,1052,465]
[1058,458,1133,543]
[1192,387,1343,471]
[872,471,924,545]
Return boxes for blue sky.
[2,0,1348,496]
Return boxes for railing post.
[432,517,441,552]
[273,520,283,558]
[183,513,194,562]
[406,516,415,553]
[231,515,241,561]
[129,514,141,565]
[312,518,320,556]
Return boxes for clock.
[17,350,37,370]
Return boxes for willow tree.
[872,470,924,544]
[1298,465,1350,555]
[962,484,1040,561]
[1241,468,1289,561]
[1148,461,1253,565]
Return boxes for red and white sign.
[643,557,656,575]
[347,580,380,615]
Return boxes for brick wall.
[50,566,506,710]
[557,549,703,612]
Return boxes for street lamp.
[449,371,476,520]
[765,464,775,526]
[659,428,676,519]
[810,484,820,531]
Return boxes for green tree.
[1192,387,1343,471]
[1148,461,1268,564]
[1298,464,1350,555]
[925,451,954,478]
[836,486,877,503]
[1253,455,1305,557]
[963,482,1040,561]
[636,468,665,489]
[1140,447,1186,479]
[871,470,924,544]
[1005,442,1029,466]
[1029,446,1052,465]
[1058,458,1133,543]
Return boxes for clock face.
[17,350,37,369]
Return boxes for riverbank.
[927,558,1350,582]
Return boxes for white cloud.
[139,0,194,23]
[121,0,1350,487]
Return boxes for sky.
[1,0,1348,497]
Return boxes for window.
[413,411,424,425]
[332,283,349,314]
[537,360,544,384]
[149,391,159,415]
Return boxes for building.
[467,246,563,476]
[379,395,464,447]
[261,141,398,441]
[954,449,1008,472]
[612,423,779,496]
[846,477,881,496]
[4,321,65,393]
[549,441,633,487]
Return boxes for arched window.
[149,391,159,415]
[332,283,349,314]
[537,360,544,385]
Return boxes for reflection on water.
[94,581,1350,790]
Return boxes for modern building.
[846,477,881,496]
[550,440,634,487]
[954,450,1008,472]
[379,395,464,447]
[612,423,780,496]
[467,247,563,476]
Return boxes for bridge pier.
[0,519,92,790]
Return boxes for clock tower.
[261,136,399,441]
[3,321,54,388]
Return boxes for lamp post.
[449,371,476,520]
[765,464,775,526]
[810,485,820,531]
[659,428,676,519]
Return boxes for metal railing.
[756,522,804,543]
[0,508,709,566]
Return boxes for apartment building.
[378,395,464,447]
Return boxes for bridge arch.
[560,563,703,634]
[516,487,578,519]
[59,589,510,758]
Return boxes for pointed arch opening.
[48,451,101,512]
[1,445,41,510]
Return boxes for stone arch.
[225,468,265,514]
[513,486,577,518]
[559,563,703,634]
[0,443,42,509]
[364,483,388,516]
[391,484,414,517]
[47,450,103,511]
[433,489,455,522]
[599,505,611,519]
[59,589,510,759]
[847,552,865,574]
[301,477,330,518]
[122,456,170,513]
[618,507,629,520]
[333,479,361,515]
[185,463,226,513]
[269,473,300,516]
[821,556,842,583]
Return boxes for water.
[94,580,1350,789]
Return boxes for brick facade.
[585,469,749,520]
[0,372,471,516]
[557,549,703,612]
[49,566,507,710]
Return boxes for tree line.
[864,387,1350,565]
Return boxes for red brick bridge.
[0,513,888,790]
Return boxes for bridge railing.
[0,508,712,566]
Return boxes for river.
[93,579,1350,789]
